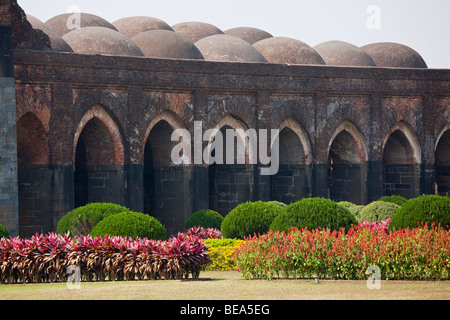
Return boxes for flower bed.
[0,232,210,284]
[235,223,450,280]
[203,238,244,271]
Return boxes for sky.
[17,0,450,69]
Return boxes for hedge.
[390,194,450,230]
[358,201,400,223]
[56,203,131,236]
[221,201,283,239]
[378,195,407,206]
[185,209,224,230]
[337,201,364,220]
[270,198,357,232]
[90,211,167,240]
[0,224,9,238]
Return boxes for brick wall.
[10,49,450,236]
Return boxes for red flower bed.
[0,232,211,284]
[235,222,450,280]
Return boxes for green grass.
[1,271,449,300]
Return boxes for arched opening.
[270,123,311,204]
[328,129,366,204]
[73,112,125,208]
[383,125,420,199]
[17,113,53,237]
[207,116,253,215]
[435,128,450,195]
[143,119,190,235]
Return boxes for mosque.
[0,0,449,236]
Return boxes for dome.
[172,22,224,43]
[224,27,273,45]
[112,16,174,38]
[45,13,118,37]
[314,40,376,67]
[26,14,73,52]
[195,34,267,63]
[132,30,204,60]
[253,37,325,65]
[360,42,427,68]
[62,26,144,57]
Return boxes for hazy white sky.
[17,0,450,68]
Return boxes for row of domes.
[26,13,428,68]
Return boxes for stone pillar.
[421,94,437,195]
[0,25,18,236]
[366,93,384,203]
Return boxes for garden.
[0,194,449,300]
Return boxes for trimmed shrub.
[90,211,167,240]
[203,238,244,271]
[185,209,224,230]
[56,203,131,236]
[378,195,407,206]
[266,201,287,209]
[221,201,283,239]
[337,201,364,220]
[0,224,9,238]
[270,198,357,232]
[358,201,400,223]
[390,195,450,230]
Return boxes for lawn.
[0,271,449,300]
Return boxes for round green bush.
[56,203,131,236]
[0,224,9,238]
[266,201,287,209]
[221,201,283,239]
[90,211,167,240]
[185,209,224,230]
[378,195,407,206]
[358,201,400,222]
[270,198,357,232]
[337,201,364,220]
[390,195,450,230]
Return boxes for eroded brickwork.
[1,0,449,236]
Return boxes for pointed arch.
[207,114,254,214]
[143,110,191,235]
[383,121,421,164]
[328,120,368,164]
[73,105,125,207]
[382,121,421,198]
[73,105,125,166]
[16,112,53,237]
[142,110,189,165]
[206,114,255,165]
[270,118,312,204]
[435,123,450,195]
[17,112,51,165]
[277,118,312,165]
[327,120,368,204]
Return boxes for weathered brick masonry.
[1,0,449,237]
